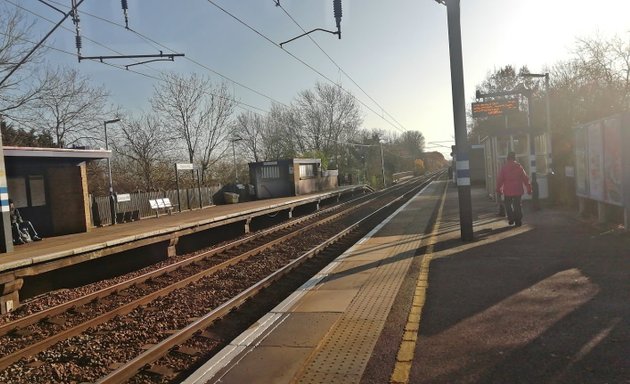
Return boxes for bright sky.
[8,0,630,158]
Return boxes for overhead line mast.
[65,0,185,66]
[275,1,408,133]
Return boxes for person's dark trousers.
[504,195,523,226]
[12,221,41,243]
[21,221,40,239]
[11,223,23,244]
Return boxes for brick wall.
[47,163,90,234]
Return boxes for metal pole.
[0,0,86,88]
[445,0,473,241]
[526,91,540,210]
[545,73,552,174]
[232,140,238,183]
[104,122,113,196]
[175,164,181,213]
[186,173,191,211]
[197,169,202,209]
[104,120,117,225]
[380,141,386,188]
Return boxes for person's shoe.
[32,236,43,241]
[508,220,514,225]
[13,238,25,245]
[515,220,522,227]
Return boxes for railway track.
[0,172,443,383]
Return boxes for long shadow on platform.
[410,211,630,384]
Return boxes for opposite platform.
[0,186,366,313]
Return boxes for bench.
[149,198,176,217]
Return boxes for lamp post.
[380,140,386,188]
[104,118,120,224]
[522,72,552,172]
[522,72,552,207]
[230,136,243,183]
[434,0,473,241]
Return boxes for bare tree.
[572,34,630,117]
[198,82,235,181]
[263,103,300,160]
[0,6,48,119]
[30,66,110,148]
[293,82,362,165]
[112,115,174,190]
[233,111,265,162]
[151,73,235,182]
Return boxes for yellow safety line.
[390,181,448,384]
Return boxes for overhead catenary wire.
[205,0,405,133]
[0,5,269,116]
[44,0,290,109]
[8,0,403,130]
[0,0,85,88]
[275,1,408,133]
[0,30,268,117]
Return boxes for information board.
[472,99,519,118]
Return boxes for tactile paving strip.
[296,233,421,384]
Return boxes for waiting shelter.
[249,158,338,199]
[481,131,551,200]
[2,146,110,247]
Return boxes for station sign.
[472,99,519,118]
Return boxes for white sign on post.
[176,163,194,171]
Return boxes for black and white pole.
[444,0,473,241]
[0,129,12,253]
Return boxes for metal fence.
[90,186,221,226]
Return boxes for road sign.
[176,163,194,171]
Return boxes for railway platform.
[0,185,367,313]
[185,180,630,384]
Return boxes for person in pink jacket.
[496,151,532,226]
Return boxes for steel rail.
[0,185,393,370]
[98,174,442,383]
[0,187,378,337]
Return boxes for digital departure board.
[471,99,519,118]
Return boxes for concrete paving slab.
[215,346,313,384]
[318,271,371,290]
[292,289,359,313]
[260,312,340,347]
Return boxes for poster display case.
[575,113,628,207]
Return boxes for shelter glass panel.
[497,137,510,156]
[512,134,528,155]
